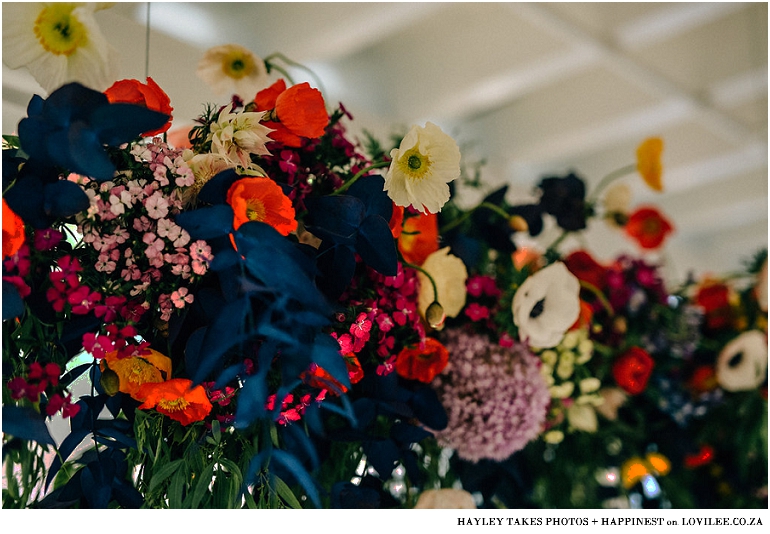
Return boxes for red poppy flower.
[395,338,449,383]
[624,206,673,249]
[226,177,297,235]
[694,281,732,330]
[3,198,25,259]
[397,212,439,266]
[105,77,173,136]
[255,79,328,147]
[684,444,715,469]
[303,354,364,395]
[137,378,213,426]
[612,346,654,395]
[687,365,718,394]
[564,250,607,291]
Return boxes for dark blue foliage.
[17,83,168,182]
[80,458,116,508]
[2,406,55,445]
[175,204,235,240]
[331,481,381,508]
[270,449,321,508]
[2,280,24,320]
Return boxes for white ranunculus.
[715,330,768,392]
[417,247,468,328]
[3,3,119,93]
[512,262,581,349]
[414,488,476,509]
[384,122,461,214]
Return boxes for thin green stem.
[439,201,510,234]
[403,261,438,303]
[579,280,614,317]
[331,161,391,195]
[264,52,326,95]
[545,229,569,255]
[587,163,636,204]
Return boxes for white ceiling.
[3,2,768,281]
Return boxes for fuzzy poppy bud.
[426,301,446,329]
[100,364,120,396]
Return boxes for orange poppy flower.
[137,378,213,426]
[624,206,673,249]
[226,177,297,235]
[395,338,449,383]
[389,204,405,239]
[303,353,364,395]
[2,198,25,259]
[100,349,172,400]
[105,77,173,137]
[255,79,328,147]
[398,212,439,266]
[636,137,664,192]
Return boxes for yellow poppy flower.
[636,137,664,192]
[101,349,172,400]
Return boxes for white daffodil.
[512,262,581,349]
[384,122,460,214]
[417,247,468,328]
[196,44,270,98]
[208,105,273,169]
[715,330,768,392]
[2,3,118,93]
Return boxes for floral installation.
[2,16,767,511]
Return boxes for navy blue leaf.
[2,280,24,320]
[310,333,351,391]
[319,394,358,428]
[175,204,234,240]
[56,122,115,181]
[234,371,269,429]
[346,174,392,220]
[303,195,365,245]
[111,478,144,509]
[3,170,48,228]
[315,242,356,301]
[80,459,116,509]
[331,481,380,508]
[193,296,250,384]
[183,327,207,382]
[356,214,398,276]
[2,406,55,445]
[43,179,90,218]
[197,168,241,205]
[390,421,433,447]
[362,439,400,478]
[95,426,137,449]
[208,246,240,271]
[270,450,321,508]
[90,103,169,147]
[409,387,448,431]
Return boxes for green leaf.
[168,467,186,509]
[148,458,183,493]
[274,476,303,509]
[188,462,215,509]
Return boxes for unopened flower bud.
[426,301,446,329]
[509,215,528,232]
[100,365,120,396]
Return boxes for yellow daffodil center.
[158,396,190,412]
[222,51,255,79]
[398,148,431,181]
[34,4,87,56]
[246,199,267,222]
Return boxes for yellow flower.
[101,349,172,401]
[417,247,468,328]
[196,44,270,98]
[384,122,461,214]
[2,2,118,93]
[636,137,664,192]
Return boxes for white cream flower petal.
[414,488,476,509]
[2,3,47,69]
[417,247,468,324]
[384,122,460,214]
[512,262,581,349]
[715,330,768,392]
[196,44,270,97]
[567,404,598,433]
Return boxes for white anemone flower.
[384,122,460,214]
[715,330,768,392]
[512,262,581,349]
[208,105,273,169]
[3,2,118,93]
[196,44,270,98]
[417,247,468,328]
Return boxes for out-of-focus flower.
[624,206,673,250]
[695,280,734,330]
[196,44,269,97]
[395,338,449,383]
[2,2,118,92]
[209,105,273,169]
[603,182,632,227]
[417,247,467,326]
[384,122,460,214]
[226,177,297,236]
[398,212,439,266]
[105,77,173,136]
[414,488,476,509]
[612,347,654,395]
[2,199,25,259]
[715,330,768,392]
[756,258,767,313]
[432,329,550,462]
[256,79,329,146]
[563,249,607,291]
[636,137,664,192]
[512,262,581,349]
[137,378,213,426]
[537,172,587,232]
[566,403,598,433]
[100,349,172,400]
[683,444,715,469]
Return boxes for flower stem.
[579,280,614,317]
[331,161,391,195]
[439,201,510,234]
[403,260,439,302]
[587,164,636,203]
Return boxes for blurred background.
[3,2,767,282]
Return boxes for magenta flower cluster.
[431,328,550,463]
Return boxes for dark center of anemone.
[529,298,545,319]
[727,351,744,368]
[407,154,422,170]
[231,59,245,71]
